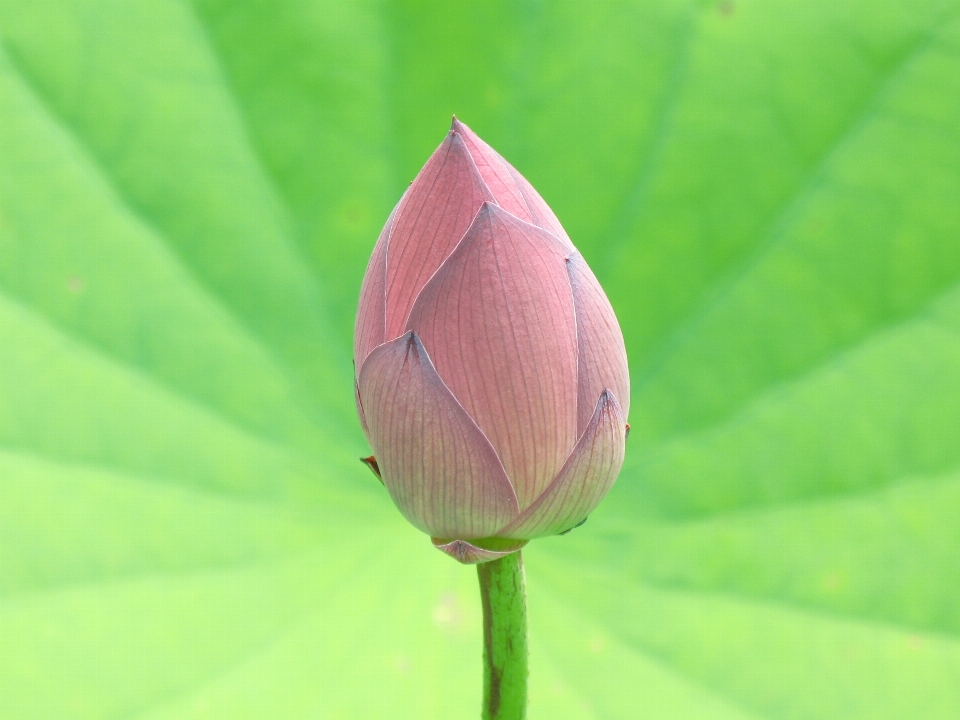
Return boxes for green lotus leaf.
[1,0,958,717]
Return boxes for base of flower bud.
[431,536,528,565]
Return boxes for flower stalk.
[477,552,528,720]
[355,117,629,718]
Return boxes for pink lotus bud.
[355,118,629,564]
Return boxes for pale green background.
[1,0,959,718]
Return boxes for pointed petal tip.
[359,332,519,538]
[599,388,622,412]
[431,537,528,565]
[396,330,423,357]
[473,200,531,228]
[474,199,563,236]
[494,387,626,539]
[597,388,626,425]
[470,200,505,225]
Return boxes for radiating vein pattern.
[1,0,959,717]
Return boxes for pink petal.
[357,332,519,538]
[406,203,579,509]
[431,537,528,565]
[354,200,398,371]
[453,118,574,250]
[498,391,626,539]
[452,118,531,223]
[507,164,574,251]
[567,253,630,434]
[384,132,495,339]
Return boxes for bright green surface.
[1,0,959,717]
[478,552,528,720]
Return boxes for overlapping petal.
[567,253,631,434]
[355,122,629,554]
[509,166,574,250]
[357,332,519,538]
[406,203,579,508]
[452,118,531,223]
[353,200,398,370]
[454,118,574,250]
[383,131,495,339]
[498,391,626,539]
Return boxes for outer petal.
[498,391,626,539]
[567,253,630,434]
[453,118,574,250]
[354,199,399,371]
[406,203,579,508]
[431,537,528,565]
[384,132,494,338]
[357,332,519,538]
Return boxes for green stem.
[477,551,528,720]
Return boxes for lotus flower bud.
[354,118,629,564]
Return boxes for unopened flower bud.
[355,118,629,563]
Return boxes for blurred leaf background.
[2,0,960,717]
